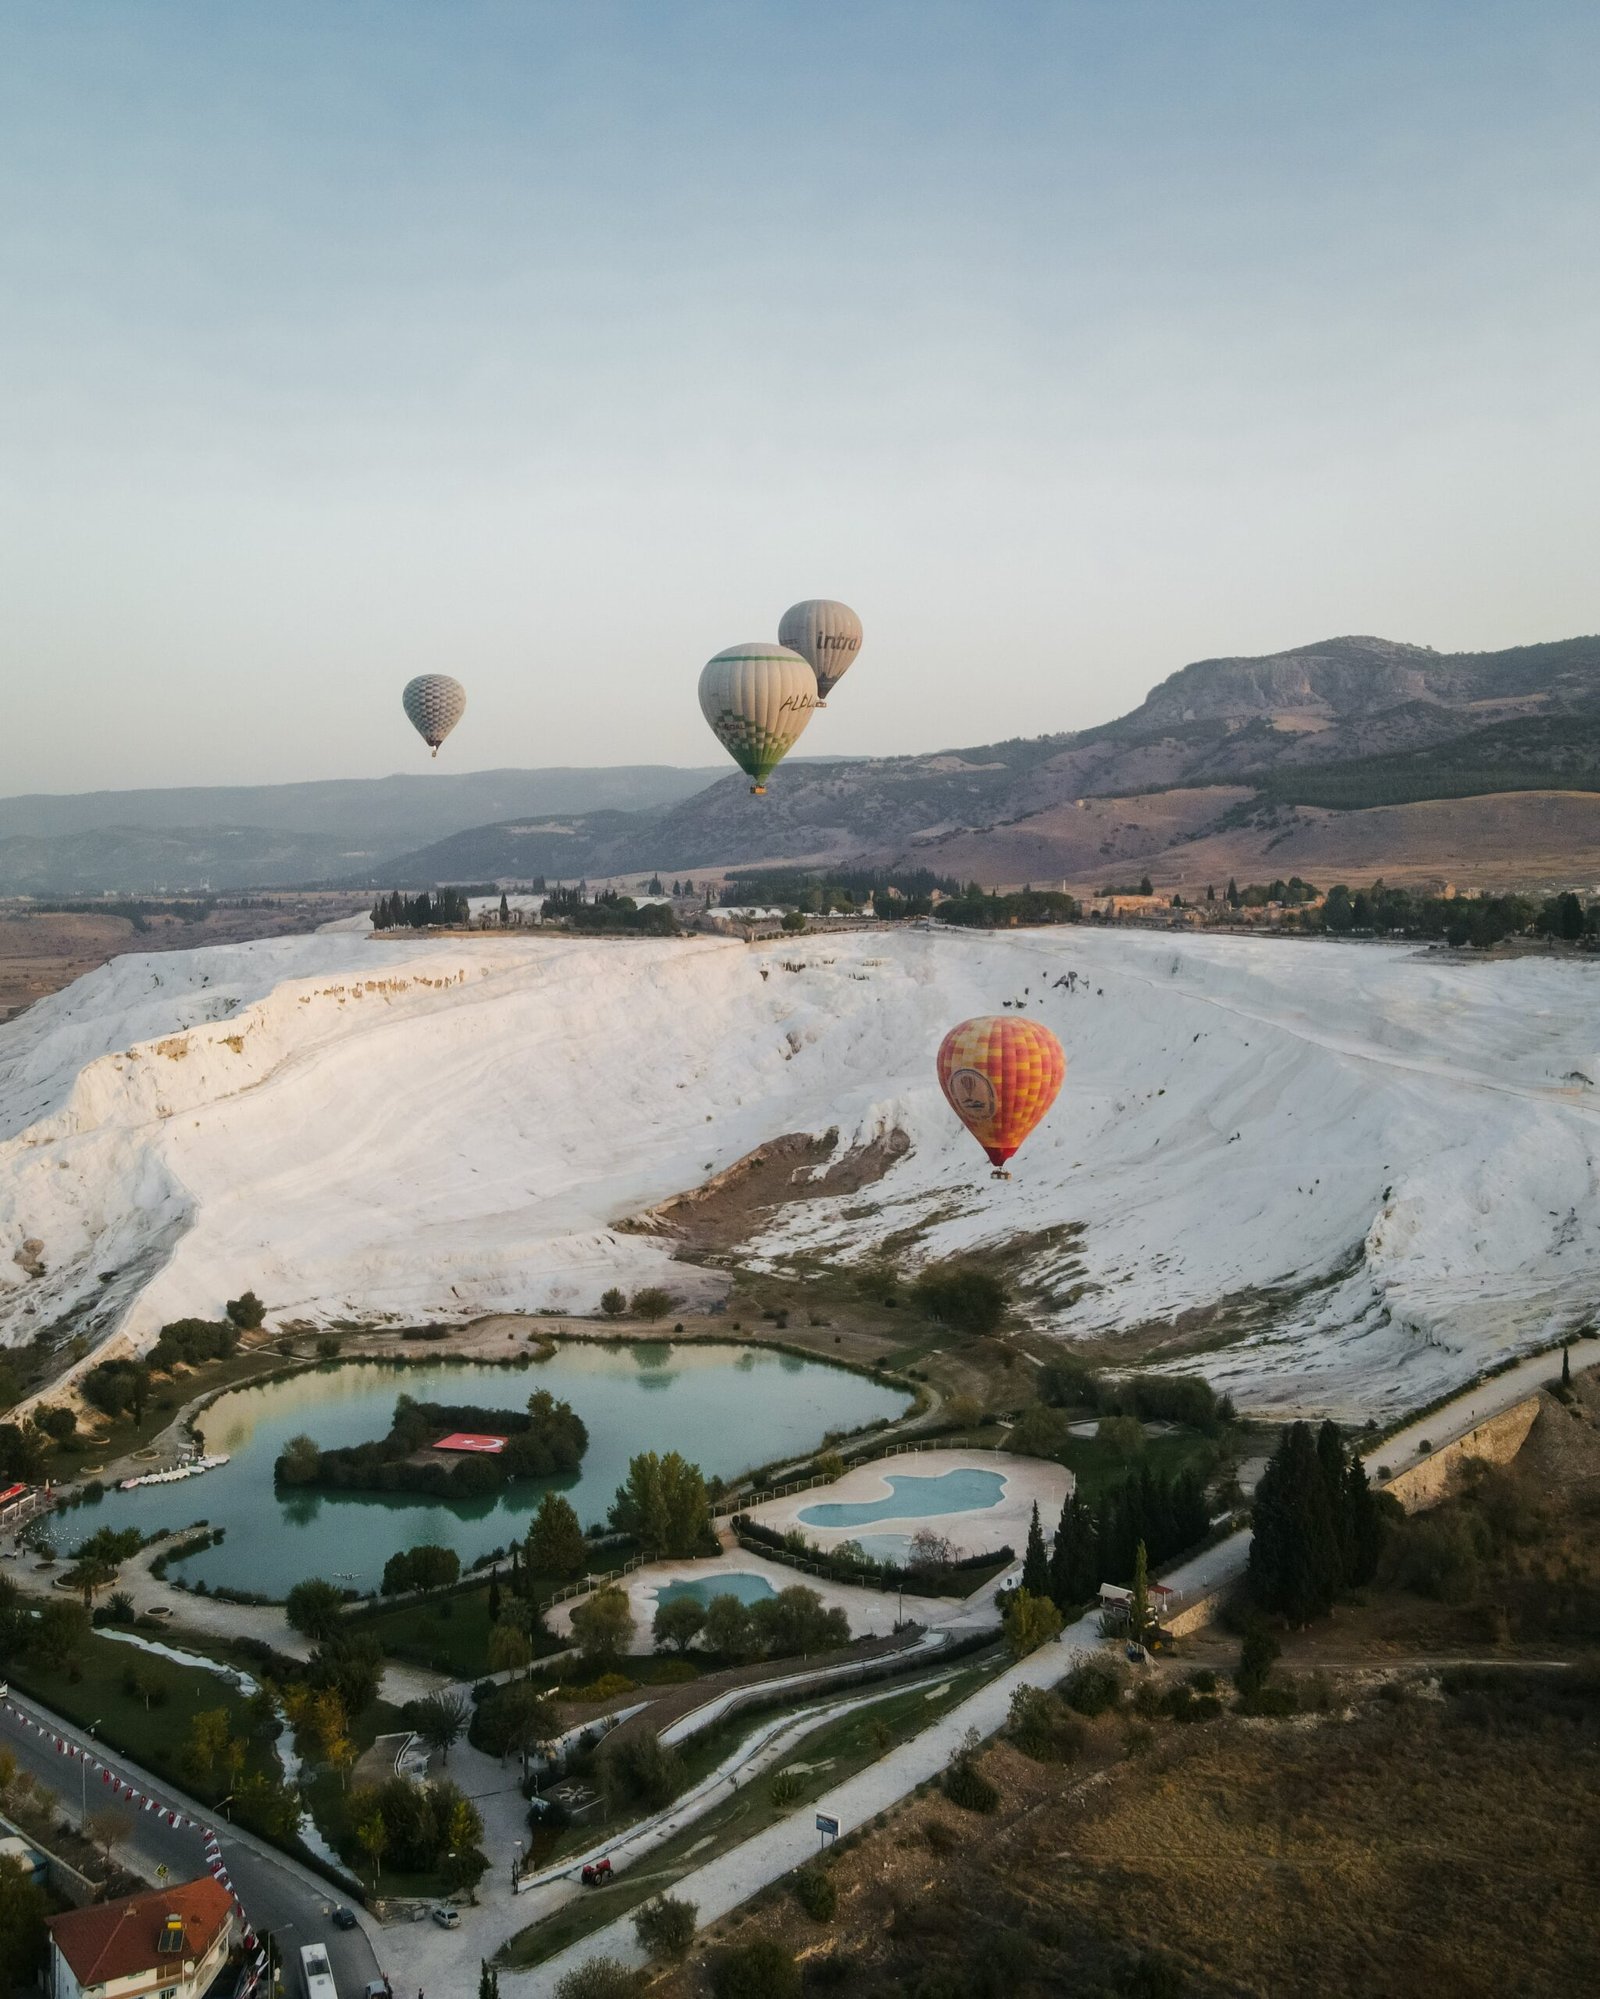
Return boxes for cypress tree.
[1317,1420,1351,1585]
[1249,1421,1341,1625]
[1021,1501,1050,1599]
[499,891,510,926]
[1049,1490,1098,1610]
[1343,1454,1383,1586]
[1562,1344,1572,1388]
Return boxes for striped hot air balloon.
[402,674,467,756]
[937,1016,1066,1178]
[698,642,818,794]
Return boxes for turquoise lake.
[73,1345,909,1596]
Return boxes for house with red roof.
[46,1875,234,1999]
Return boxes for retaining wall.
[1376,1394,1543,1513]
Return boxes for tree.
[0,1422,48,1486]
[0,1853,48,1998]
[1226,876,1240,908]
[1021,1502,1050,1598]
[225,1289,266,1330]
[414,1691,470,1764]
[1049,1489,1097,1610]
[527,1490,588,1579]
[1004,1586,1062,1659]
[629,1287,674,1321]
[634,1893,698,1960]
[1130,1538,1150,1644]
[356,1810,389,1882]
[1562,1343,1572,1388]
[184,1707,233,1785]
[1235,1616,1280,1698]
[1138,874,1153,897]
[609,1451,709,1557]
[498,892,511,928]
[599,1287,627,1317]
[780,910,806,933]
[307,1635,384,1718]
[554,1961,639,1999]
[285,1577,345,1641]
[1097,1413,1144,1459]
[750,1586,850,1659]
[702,1592,756,1662]
[910,1263,1008,1337]
[488,1621,535,1679]
[383,1543,461,1596]
[65,1554,116,1608]
[1248,1421,1342,1624]
[653,1596,706,1655]
[479,1683,559,1770]
[570,1585,634,1666]
[277,1434,322,1486]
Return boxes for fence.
[540,1554,645,1614]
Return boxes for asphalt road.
[0,1690,389,1997]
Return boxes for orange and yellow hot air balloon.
[937,1016,1066,1179]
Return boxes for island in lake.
[273,1389,588,1499]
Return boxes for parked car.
[364,1981,394,1999]
[432,1907,461,1930]
[580,1859,613,1888]
[330,1907,358,1931]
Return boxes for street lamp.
[511,1839,523,1889]
[80,1720,102,1824]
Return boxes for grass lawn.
[352,1544,638,1678]
[1053,1421,1236,1505]
[499,1652,1005,1969]
[4,1626,268,1806]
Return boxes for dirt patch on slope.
[620,1128,912,1255]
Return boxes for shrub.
[1240,1683,1299,1718]
[923,1817,958,1854]
[598,1728,684,1811]
[629,1287,674,1321]
[769,1769,804,1807]
[554,1962,640,1999]
[1062,1659,1123,1716]
[599,1289,627,1318]
[794,1864,837,1921]
[910,1263,1008,1337]
[633,1893,697,1959]
[710,1940,801,1999]
[942,1739,999,1815]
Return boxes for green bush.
[1062,1659,1123,1716]
[942,1754,999,1815]
[769,1769,804,1807]
[553,1961,640,1999]
[710,1940,800,1999]
[633,1893,697,1959]
[910,1264,1008,1337]
[794,1864,837,1921]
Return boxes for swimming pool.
[654,1572,777,1611]
[798,1468,1006,1531]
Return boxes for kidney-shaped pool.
[796,1467,1006,1531]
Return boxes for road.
[0,1690,389,1997]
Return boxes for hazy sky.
[1,2,1596,793]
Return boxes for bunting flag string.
[4,1697,264,1985]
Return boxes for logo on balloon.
[779,692,820,713]
[949,1067,999,1122]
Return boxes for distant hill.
[7,635,1599,895]
[377,633,1600,892]
[0,766,720,894]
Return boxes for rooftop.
[47,1875,233,1986]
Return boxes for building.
[46,1877,234,1999]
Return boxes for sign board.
[815,1813,840,1840]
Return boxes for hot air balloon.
[778,599,862,705]
[937,1016,1066,1179]
[402,674,467,757]
[698,643,818,794]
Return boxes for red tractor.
[580,1858,613,1888]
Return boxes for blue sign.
[815,1814,840,1838]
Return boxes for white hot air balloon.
[698,643,818,794]
[777,599,862,704]
[402,674,467,757]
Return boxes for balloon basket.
[750,784,766,795]
[990,1169,1012,1181]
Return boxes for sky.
[1,1,1597,794]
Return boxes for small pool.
[850,1533,913,1564]
[654,1572,777,1610]
[798,1468,1006,1530]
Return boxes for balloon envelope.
[698,643,818,792]
[778,599,863,702]
[937,1016,1066,1170]
[402,674,467,756]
